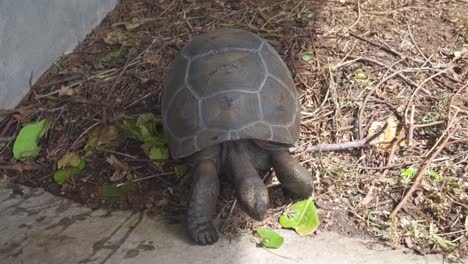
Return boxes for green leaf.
[301,54,313,62]
[256,228,284,249]
[120,113,166,145]
[400,167,418,186]
[401,167,418,178]
[53,153,85,185]
[53,166,82,185]
[279,198,320,235]
[13,119,48,160]
[174,164,188,177]
[427,169,442,182]
[103,31,138,47]
[354,69,368,82]
[149,147,169,160]
[101,48,124,62]
[101,183,130,198]
[124,17,145,31]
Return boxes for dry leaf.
[58,85,75,96]
[368,115,404,153]
[106,155,129,182]
[57,152,82,169]
[143,52,162,65]
[105,154,128,171]
[85,126,119,150]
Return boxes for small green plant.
[400,167,442,186]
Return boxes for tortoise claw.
[188,221,218,245]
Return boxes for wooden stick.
[290,138,379,153]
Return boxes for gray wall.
[0,0,118,110]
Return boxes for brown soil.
[1,0,467,259]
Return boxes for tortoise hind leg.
[271,151,313,197]
[187,159,220,245]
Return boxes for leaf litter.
[1,0,467,257]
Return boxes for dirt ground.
[1,0,467,260]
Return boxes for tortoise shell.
[162,29,300,159]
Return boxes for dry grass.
[1,0,467,259]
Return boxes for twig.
[347,56,419,89]
[408,105,415,146]
[358,157,451,170]
[117,172,175,186]
[357,59,404,139]
[342,0,361,34]
[349,32,406,59]
[407,22,428,61]
[290,138,379,153]
[0,137,14,143]
[404,66,454,124]
[389,130,453,219]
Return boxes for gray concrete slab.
[0,181,451,264]
[0,0,117,110]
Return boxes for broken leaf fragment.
[85,126,119,151]
[400,167,442,186]
[256,228,284,249]
[58,85,75,96]
[101,182,130,198]
[368,115,404,153]
[124,17,146,31]
[279,198,320,235]
[354,69,378,83]
[53,152,85,185]
[13,119,48,160]
[57,152,83,168]
[120,113,166,145]
[174,164,188,177]
[301,54,313,62]
[354,69,368,82]
[106,155,130,182]
[101,48,124,62]
[149,147,169,160]
[103,31,138,47]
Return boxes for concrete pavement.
[0,181,450,264]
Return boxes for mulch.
[1,0,467,259]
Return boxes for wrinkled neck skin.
[185,140,290,178]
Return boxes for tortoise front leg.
[228,141,269,221]
[187,159,219,245]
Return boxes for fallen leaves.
[279,198,320,236]
[85,126,119,151]
[256,228,284,249]
[53,152,86,185]
[13,119,48,160]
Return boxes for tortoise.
[162,28,313,245]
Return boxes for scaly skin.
[187,159,220,245]
[271,151,313,197]
[186,140,313,245]
[227,141,269,221]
